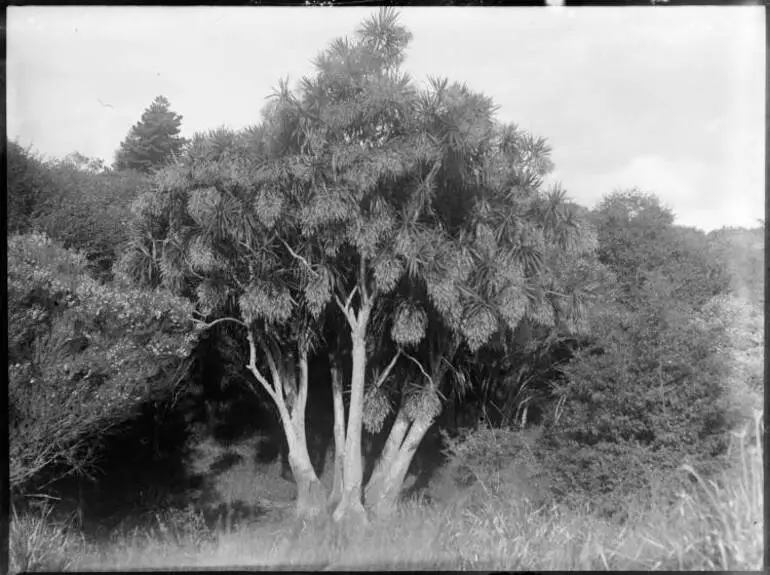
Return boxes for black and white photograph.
[6,4,764,571]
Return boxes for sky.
[7,6,765,232]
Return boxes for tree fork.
[244,327,327,517]
[332,288,373,522]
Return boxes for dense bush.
[6,140,57,234]
[8,232,200,491]
[37,162,150,279]
[708,225,765,307]
[6,140,151,280]
[537,281,741,518]
[593,190,730,311]
[698,294,764,425]
[431,425,551,511]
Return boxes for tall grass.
[12,410,762,572]
[9,502,86,573]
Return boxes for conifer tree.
[114,95,187,173]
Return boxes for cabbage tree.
[258,8,598,519]
[119,8,597,522]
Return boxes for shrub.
[33,163,150,280]
[153,505,214,547]
[6,140,150,280]
[538,288,740,518]
[431,424,551,511]
[6,140,57,234]
[8,232,200,491]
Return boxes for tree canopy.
[114,95,188,173]
[118,7,601,522]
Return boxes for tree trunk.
[329,353,346,507]
[332,329,368,524]
[364,408,409,505]
[365,413,434,517]
[286,430,327,518]
[245,332,327,518]
[288,346,327,518]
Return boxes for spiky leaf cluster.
[304,266,333,319]
[300,190,353,234]
[187,187,222,227]
[461,306,498,353]
[526,298,556,328]
[348,206,396,258]
[499,285,528,331]
[373,254,404,294]
[391,301,428,347]
[253,187,284,230]
[239,282,294,325]
[196,280,226,317]
[363,386,391,433]
[403,387,441,422]
[426,276,462,324]
[130,190,171,219]
[188,235,222,273]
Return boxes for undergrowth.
[10,410,762,572]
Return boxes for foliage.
[6,140,151,280]
[37,162,150,280]
[114,95,188,173]
[8,232,200,490]
[698,293,764,427]
[593,189,730,310]
[533,188,743,518]
[116,8,605,518]
[6,139,58,234]
[432,424,551,509]
[708,224,765,307]
[10,503,84,574]
[537,281,741,518]
[58,151,111,174]
[63,413,763,571]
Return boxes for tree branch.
[295,345,309,430]
[374,348,402,389]
[192,316,248,330]
[244,329,278,403]
[280,238,318,277]
[345,285,360,311]
[359,256,369,304]
[256,333,281,387]
[545,289,568,298]
[335,290,358,330]
[403,351,435,389]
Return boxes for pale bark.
[332,328,369,523]
[364,346,451,517]
[245,330,327,517]
[364,408,410,504]
[289,447,327,518]
[329,352,346,507]
[365,412,434,517]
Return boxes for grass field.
[10,409,762,572]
